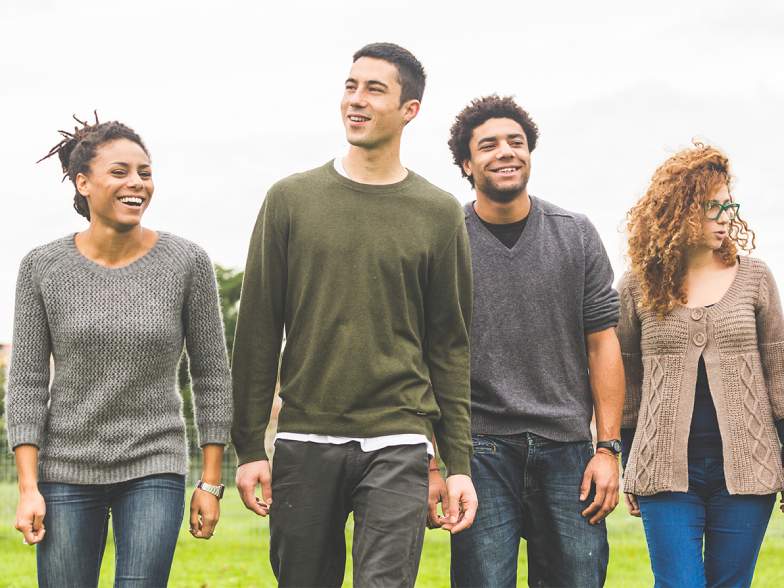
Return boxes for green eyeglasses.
[703,200,740,221]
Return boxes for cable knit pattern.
[5,232,232,484]
[619,257,784,496]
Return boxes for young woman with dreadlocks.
[618,143,783,588]
[6,115,232,587]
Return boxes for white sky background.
[1,0,783,341]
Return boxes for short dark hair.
[38,115,148,220]
[448,95,539,186]
[353,42,426,104]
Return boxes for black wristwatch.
[596,439,622,455]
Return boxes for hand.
[580,450,620,524]
[624,492,641,517]
[15,487,46,545]
[189,488,220,539]
[440,474,478,534]
[427,467,448,529]
[236,460,272,516]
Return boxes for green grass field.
[2,482,784,587]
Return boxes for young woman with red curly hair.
[618,143,783,588]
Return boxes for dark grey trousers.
[269,440,430,588]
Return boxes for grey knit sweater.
[5,232,232,484]
[465,198,619,441]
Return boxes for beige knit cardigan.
[619,257,784,496]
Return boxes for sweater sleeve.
[756,263,784,421]
[231,188,288,464]
[617,272,643,429]
[6,252,51,451]
[579,216,620,333]
[183,246,233,447]
[425,221,473,477]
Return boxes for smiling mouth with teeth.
[119,196,144,207]
[348,115,370,123]
[492,167,519,173]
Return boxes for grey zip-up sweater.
[5,232,232,484]
[465,197,619,441]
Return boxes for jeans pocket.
[472,437,496,455]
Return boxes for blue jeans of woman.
[451,433,608,588]
[638,456,774,588]
[37,473,185,588]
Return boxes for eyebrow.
[344,77,389,89]
[108,161,151,167]
[477,133,526,145]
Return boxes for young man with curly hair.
[231,43,477,588]
[437,95,625,587]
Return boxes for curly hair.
[626,143,755,316]
[38,113,148,221]
[448,95,539,187]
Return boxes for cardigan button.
[690,308,705,321]
[693,332,707,346]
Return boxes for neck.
[474,190,531,224]
[77,222,149,265]
[342,140,407,185]
[685,245,718,271]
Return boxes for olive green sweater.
[231,162,473,476]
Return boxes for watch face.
[598,440,621,454]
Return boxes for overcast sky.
[1,0,783,341]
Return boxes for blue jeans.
[37,473,185,588]
[638,456,774,588]
[451,433,608,588]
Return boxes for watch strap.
[196,479,225,499]
[596,439,622,455]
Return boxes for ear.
[462,159,472,178]
[401,99,421,125]
[75,172,90,198]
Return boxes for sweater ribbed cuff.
[444,450,471,478]
[6,423,43,452]
[235,446,269,466]
[197,423,232,447]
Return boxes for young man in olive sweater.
[442,95,626,587]
[231,43,477,588]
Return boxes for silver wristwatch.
[196,479,225,500]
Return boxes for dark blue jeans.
[37,473,185,588]
[451,433,608,588]
[638,456,774,588]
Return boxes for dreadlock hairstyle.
[625,142,756,316]
[38,113,149,221]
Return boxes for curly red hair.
[625,143,755,316]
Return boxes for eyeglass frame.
[703,200,740,221]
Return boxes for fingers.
[588,485,618,524]
[235,461,272,517]
[15,498,46,545]
[446,486,461,525]
[625,493,641,517]
[16,518,46,545]
[426,471,446,529]
[237,481,268,517]
[260,472,273,510]
[189,498,201,535]
[448,493,478,534]
[579,466,592,502]
[189,493,220,539]
[427,491,442,528]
